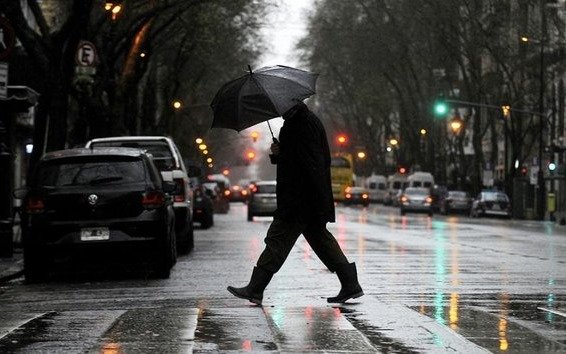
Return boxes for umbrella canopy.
[210,65,318,133]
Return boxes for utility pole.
[536,0,547,221]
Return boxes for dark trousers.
[256,218,349,273]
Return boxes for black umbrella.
[210,65,318,139]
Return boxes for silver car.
[399,187,433,216]
[247,181,277,221]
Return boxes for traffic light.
[520,166,528,176]
[337,135,347,145]
[398,166,407,174]
[433,99,448,118]
[548,162,557,173]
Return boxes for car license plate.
[80,227,110,241]
[492,204,501,211]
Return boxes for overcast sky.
[258,0,315,68]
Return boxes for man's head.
[282,100,306,120]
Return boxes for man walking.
[227,101,363,305]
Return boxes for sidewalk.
[0,247,23,283]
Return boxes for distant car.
[247,181,277,221]
[191,178,214,229]
[440,190,472,215]
[344,186,370,206]
[229,184,250,203]
[203,182,230,214]
[18,148,177,281]
[85,136,197,254]
[470,190,511,218]
[399,187,433,216]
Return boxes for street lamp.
[449,114,464,135]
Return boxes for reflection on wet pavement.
[264,306,377,352]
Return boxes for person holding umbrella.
[211,65,363,305]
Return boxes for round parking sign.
[0,17,16,61]
[75,40,98,67]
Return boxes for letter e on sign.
[75,40,98,67]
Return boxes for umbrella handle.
[267,120,277,142]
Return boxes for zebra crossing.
[0,298,490,353]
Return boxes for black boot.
[327,262,364,303]
[227,266,273,305]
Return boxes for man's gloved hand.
[270,140,280,156]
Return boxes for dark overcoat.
[271,102,335,223]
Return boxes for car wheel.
[201,211,214,229]
[178,220,194,255]
[247,209,253,221]
[154,226,176,279]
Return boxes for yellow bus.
[330,153,354,201]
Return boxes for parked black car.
[17,148,177,281]
[470,190,512,218]
[85,136,197,254]
[191,178,214,229]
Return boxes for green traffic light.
[434,101,448,116]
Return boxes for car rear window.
[90,141,175,171]
[256,184,276,193]
[37,157,147,187]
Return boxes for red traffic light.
[520,166,528,176]
[398,166,407,174]
[337,135,347,144]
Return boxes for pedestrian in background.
[227,100,363,305]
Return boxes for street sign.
[0,62,8,99]
[0,17,16,61]
[75,40,98,67]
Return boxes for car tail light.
[26,196,45,214]
[345,193,352,199]
[362,193,369,199]
[142,191,165,209]
[241,190,248,196]
[224,190,231,197]
[425,196,433,204]
[173,178,186,203]
[233,185,240,191]
[401,196,408,203]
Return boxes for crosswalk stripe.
[0,304,494,352]
[93,307,199,352]
[264,306,378,352]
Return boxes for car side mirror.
[162,181,177,194]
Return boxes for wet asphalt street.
[0,203,565,353]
